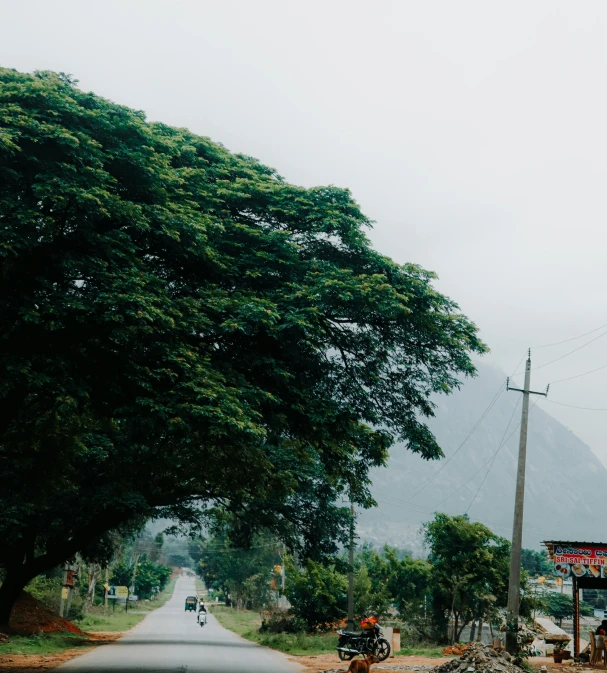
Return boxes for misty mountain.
[358,361,605,554]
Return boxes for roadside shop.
[544,540,607,658]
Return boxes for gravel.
[321,643,528,673]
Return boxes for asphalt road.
[59,577,302,673]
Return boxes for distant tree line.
[193,513,548,644]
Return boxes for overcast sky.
[3,0,607,463]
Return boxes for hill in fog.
[359,362,606,554]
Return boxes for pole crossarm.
[507,378,549,397]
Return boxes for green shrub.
[260,613,306,634]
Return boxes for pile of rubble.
[434,643,525,673]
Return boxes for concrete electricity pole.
[347,502,355,631]
[59,562,69,617]
[505,351,548,654]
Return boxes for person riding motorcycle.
[197,600,207,626]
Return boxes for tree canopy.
[423,514,510,643]
[0,68,486,627]
[521,549,552,577]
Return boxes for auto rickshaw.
[184,595,198,612]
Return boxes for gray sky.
[3,0,607,461]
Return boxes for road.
[59,577,302,673]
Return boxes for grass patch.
[74,577,177,633]
[254,631,337,655]
[0,632,88,656]
[0,579,178,658]
[211,605,337,656]
[211,605,262,636]
[396,645,449,658]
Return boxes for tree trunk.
[477,618,483,642]
[0,567,34,634]
[65,562,77,620]
[470,620,477,642]
[457,618,467,641]
[130,554,141,596]
[85,563,99,613]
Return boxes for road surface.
[59,577,302,673]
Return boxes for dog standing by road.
[346,654,378,673]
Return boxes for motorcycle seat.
[342,631,365,637]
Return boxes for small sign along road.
[58,577,301,673]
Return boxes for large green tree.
[0,68,486,630]
[423,514,510,643]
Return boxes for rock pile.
[434,643,525,673]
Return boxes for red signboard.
[554,545,607,579]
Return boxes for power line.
[550,363,607,385]
[465,396,522,514]
[532,322,607,348]
[544,399,607,411]
[435,396,542,512]
[406,352,530,502]
[380,398,536,519]
[434,414,523,510]
[527,329,607,373]
[404,380,506,500]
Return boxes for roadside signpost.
[107,585,129,612]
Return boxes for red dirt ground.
[7,592,83,636]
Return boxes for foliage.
[352,544,430,624]
[25,572,63,614]
[191,533,280,610]
[212,604,337,655]
[0,67,486,626]
[285,558,348,631]
[423,513,510,643]
[110,557,171,599]
[521,549,552,578]
[540,592,593,626]
[352,545,396,619]
[260,613,307,634]
[157,536,191,568]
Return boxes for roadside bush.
[260,613,306,634]
[285,559,347,632]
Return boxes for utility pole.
[505,351,548,654]
[347,502,355,631]
[281,542,286,594]
[59,562,69,617]
[104,566,109,613]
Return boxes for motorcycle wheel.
[373,638,391,661]
[338,649,355,661]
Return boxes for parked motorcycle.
[336,617,391,661]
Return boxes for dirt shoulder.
[0,632,121,673]
[290,653,593,673]
[289,653,452,673]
